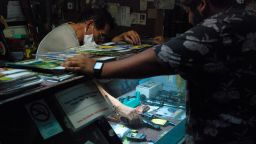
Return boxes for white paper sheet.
[55,82,113,130]
[154,0,175,10]
[140,0,147,11]
[147,9,157,19]
[7,1,25,22]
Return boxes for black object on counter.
[126,131,146,142]
[142,118,161,130]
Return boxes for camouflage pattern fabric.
[154,5,256,144]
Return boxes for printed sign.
[55,82,113,130]
[26,99,63,139]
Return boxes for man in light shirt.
[36,8,141,56]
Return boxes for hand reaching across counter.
[112,30,141,45]
[153,36,165,44]
[61,54,96,74]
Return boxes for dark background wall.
[0,0,190,43]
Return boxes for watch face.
[94,62,103,69]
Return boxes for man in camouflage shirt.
[63,0,256,143]
[160,0,256,143]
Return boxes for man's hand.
[61,54,96,74]
[153,36,165,44]
[112,30,141,45]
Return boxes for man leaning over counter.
[62,0,256,143]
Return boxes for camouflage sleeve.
[154,22,220,75]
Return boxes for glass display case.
[105,75,187,144]
[0,74,186,144]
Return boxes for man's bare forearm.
[101,48,171,79]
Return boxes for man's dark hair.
[80,8,116,30]
[180,0,235,8]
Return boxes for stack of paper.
[6,59,66,74]
[39,73,76,82]
[0,68,42,95]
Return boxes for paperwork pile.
[0,68,42,95]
